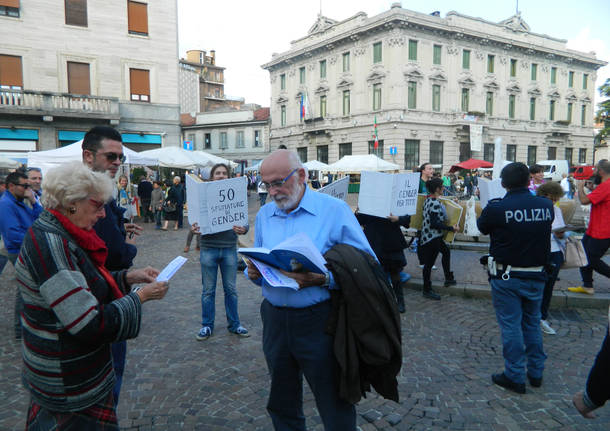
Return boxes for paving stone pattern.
[1,194,609,430]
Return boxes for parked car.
[571,165,595,180]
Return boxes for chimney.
[210,50,216,65]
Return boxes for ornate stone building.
[0,0,181,155]
[262,4,606,172]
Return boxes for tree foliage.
[596,78,610,142]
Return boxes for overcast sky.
[177,0,610,108]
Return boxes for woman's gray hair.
[41,162,114,209]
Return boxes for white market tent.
[244,161,262,172]
[326,154,400,172]
[303,160,329,171]
[0,154,20,168]
[138,146,235,170]
[191,150,238,169]
[27,140,157,174]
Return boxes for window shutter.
[130,68,150,98]
[0,0,20,8]
[65,0,87,27]
[128,1,148,35]
[0,55,23,87]
[67,62,90,95]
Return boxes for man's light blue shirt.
[253,186,376,308]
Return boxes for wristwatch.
[322,271,331,287]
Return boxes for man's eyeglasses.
[95,151,126,163]
[12,182,30,189]
[261,168,298,190]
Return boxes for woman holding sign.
[191,163,250,341]
[420,177,458,300]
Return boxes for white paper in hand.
[156,256,188,282]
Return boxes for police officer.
[477,162,553,394]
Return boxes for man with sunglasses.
[82,126,141,406]
[0,171,43,339]
[246,150,376,430]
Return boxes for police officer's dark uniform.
[477,175,553,394]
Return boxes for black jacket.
[93,198,137,272]
[324,243,402,404]
[355,213,410,264]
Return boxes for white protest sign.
[318,176,349,201]
[358,171,419,217]
[186,176,248,234]
[470,124,483,152]
[478,177,506,208]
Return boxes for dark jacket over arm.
[94,199,137,271]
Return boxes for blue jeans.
[261,300,356,431]
[200,246,240,332]
[491,277,547,384]
[259,193,268,206]
[154,209,163,227]
[111,340,127,406]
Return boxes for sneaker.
[527,373,542,388]
[399,272,411,283]
[419,265,438,270]
[230,326,250,338]
[491,372,526,394]
[422,288,441,300]
[444,279,457,287]
[567,286,594,295]
[196,326,212,341]
[540,320,556,335]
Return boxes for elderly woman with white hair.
[16,161,169,430]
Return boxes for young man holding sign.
[246,150,375,430]
[191,164,250,340]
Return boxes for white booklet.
[156,256,188,282]
[245,257,300,290]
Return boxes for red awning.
[448,158,493,173]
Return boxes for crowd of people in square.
[1,126,609,429]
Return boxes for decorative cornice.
[336,76,354,89]
[506,82,522,94]
[429,71,448,82]
[458,75,476,88]
[276,95,289,104]
[366,67,387,82]
[484,79,500,90]
[387,28,406,47]
[404,66,424,80]
[527,86,541,96]
[314,83,330,94]
[547,89,561,99]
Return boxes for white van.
[537,160,569,182]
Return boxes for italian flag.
[373,115,379,149]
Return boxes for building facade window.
[404,139,419,170]
[317,145,328,164]
[487,55,495,73]
[408,81,416,109]
[483,143,494,162]
[583,73,589,90]
[0,54,23,89]
[297,147,307,163]
[459,142,471,162]
[550,67,557,85]
[408,39,418,61]
[319,60,326,79]
[373,83,381,110]
[204,133,211,149]
[531,63,537,81]
[506,144,517,162]
[548,146,557,160]
[342,52,350,72]
[220,132,228,149]
[280,105,286,126]
[430,141,443,166]
[567,102,573,122]
[0,0,20,17]
[568,71,574,88]
[67,61,90,95]
[432,84,441,112]
[529,97,536,121]
[579,148,587,163]
[527,145,537,166]
[433,44,441,65]
[319,95,327,117]
[373,42,382,63]
[581,104,586,126]
[339,142,352,159]
[508,95,515,119]
[129,68,150,102]
[65,0,87,27]
[368,140,384,159]
[187,133,195,147]
[565,147,573,165]
[510,59,517,77]
[549,100,556,121]
[280,74,285,90]
[236,131,244,148]
[299,67,305,84]
[342,90,350,116]
[127,1,148,36]
[461,88,469,112]
[486,92,494,116]
[254,130,260,147]
[462,49,470,69]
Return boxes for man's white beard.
[272,183,302,210]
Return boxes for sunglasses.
[261,168,298,190]
[12,182,31,189]
[95,151,126,163]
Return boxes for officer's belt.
[496,264,543,272]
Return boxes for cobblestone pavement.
[1,194,609,430]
